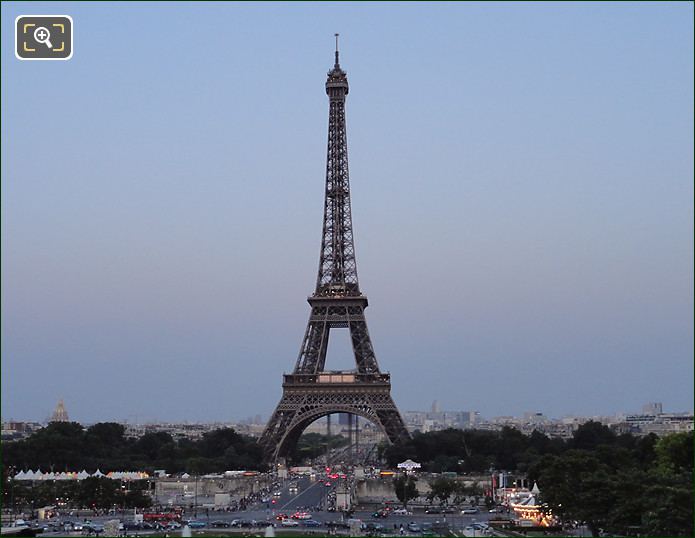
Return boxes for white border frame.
[15,15,73,61]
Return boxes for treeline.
[7,477,153,511]
[383,422,693,537]
[1,422,266,476]
[382,422,657,473]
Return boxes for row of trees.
[393,474,484,509]
[383,423,693,537]
[382,421,659,473]
[528,431,693,537]
[1,422,266,477]
[7,477,153,512]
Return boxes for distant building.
[642,402,663,415]
[50,399,69,422]
[1,421,42,440]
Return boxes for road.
[32,476,499,536]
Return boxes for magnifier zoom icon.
[34,27,53,49]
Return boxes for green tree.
[570,421,616,450]
[654,431,693,474]
[393,475,418,509]
[452,481,482,505]
[532,450,615,536]
[426,476,456,506]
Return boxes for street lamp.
[194,474,198,518]
[7,466,15,521]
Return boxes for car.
[292,512,312,520]
[82,523,104,535]
[275,513,288,520]
[325,521,350,529]
[166,521,182,529]
[273,490,282,496]
[461,507,479,514]
[424,507,441,514]
[281,519,300,527]
[392,508,412,515]
[372,510,389,518]
[237,520,256,528]
[325,481,332,486]
[211,520,231,528]
[187,520,206,528]
[303,519,321,527]
[489,507,504,513]
[441,507,455,514]
[407,522,421,532]
[365,522,385,532]
[421,523,435,536]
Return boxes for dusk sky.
[2,2,693,424]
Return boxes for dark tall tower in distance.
[260,38,410,462]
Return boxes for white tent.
[93,469,105,477]
[14,470,27,480]
[78,470,90,480]
[531,482,540,495]
[181,473,191,479]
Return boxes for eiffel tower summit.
[260,37,410,463]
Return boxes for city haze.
[1,2,693,423]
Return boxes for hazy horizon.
[2,2,693,424]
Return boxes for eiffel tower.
[259,38,410,463]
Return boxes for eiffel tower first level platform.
[259,38,410,462]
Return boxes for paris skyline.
[2,2,693,424]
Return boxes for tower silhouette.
[260,39,410,462]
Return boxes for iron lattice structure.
[260,43,410,462]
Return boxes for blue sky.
[2,2,693,423]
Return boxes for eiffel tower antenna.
[260,40,410,463]
[335,33,340,66]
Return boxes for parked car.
[282,519,299,527]
[407,522,421,532]
[424,507,441,514]
[303,519,322,527]
[461,507,479,514]
[187,520,206,528]
[211,520,231,528]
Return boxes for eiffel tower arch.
[259,38,410,463]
